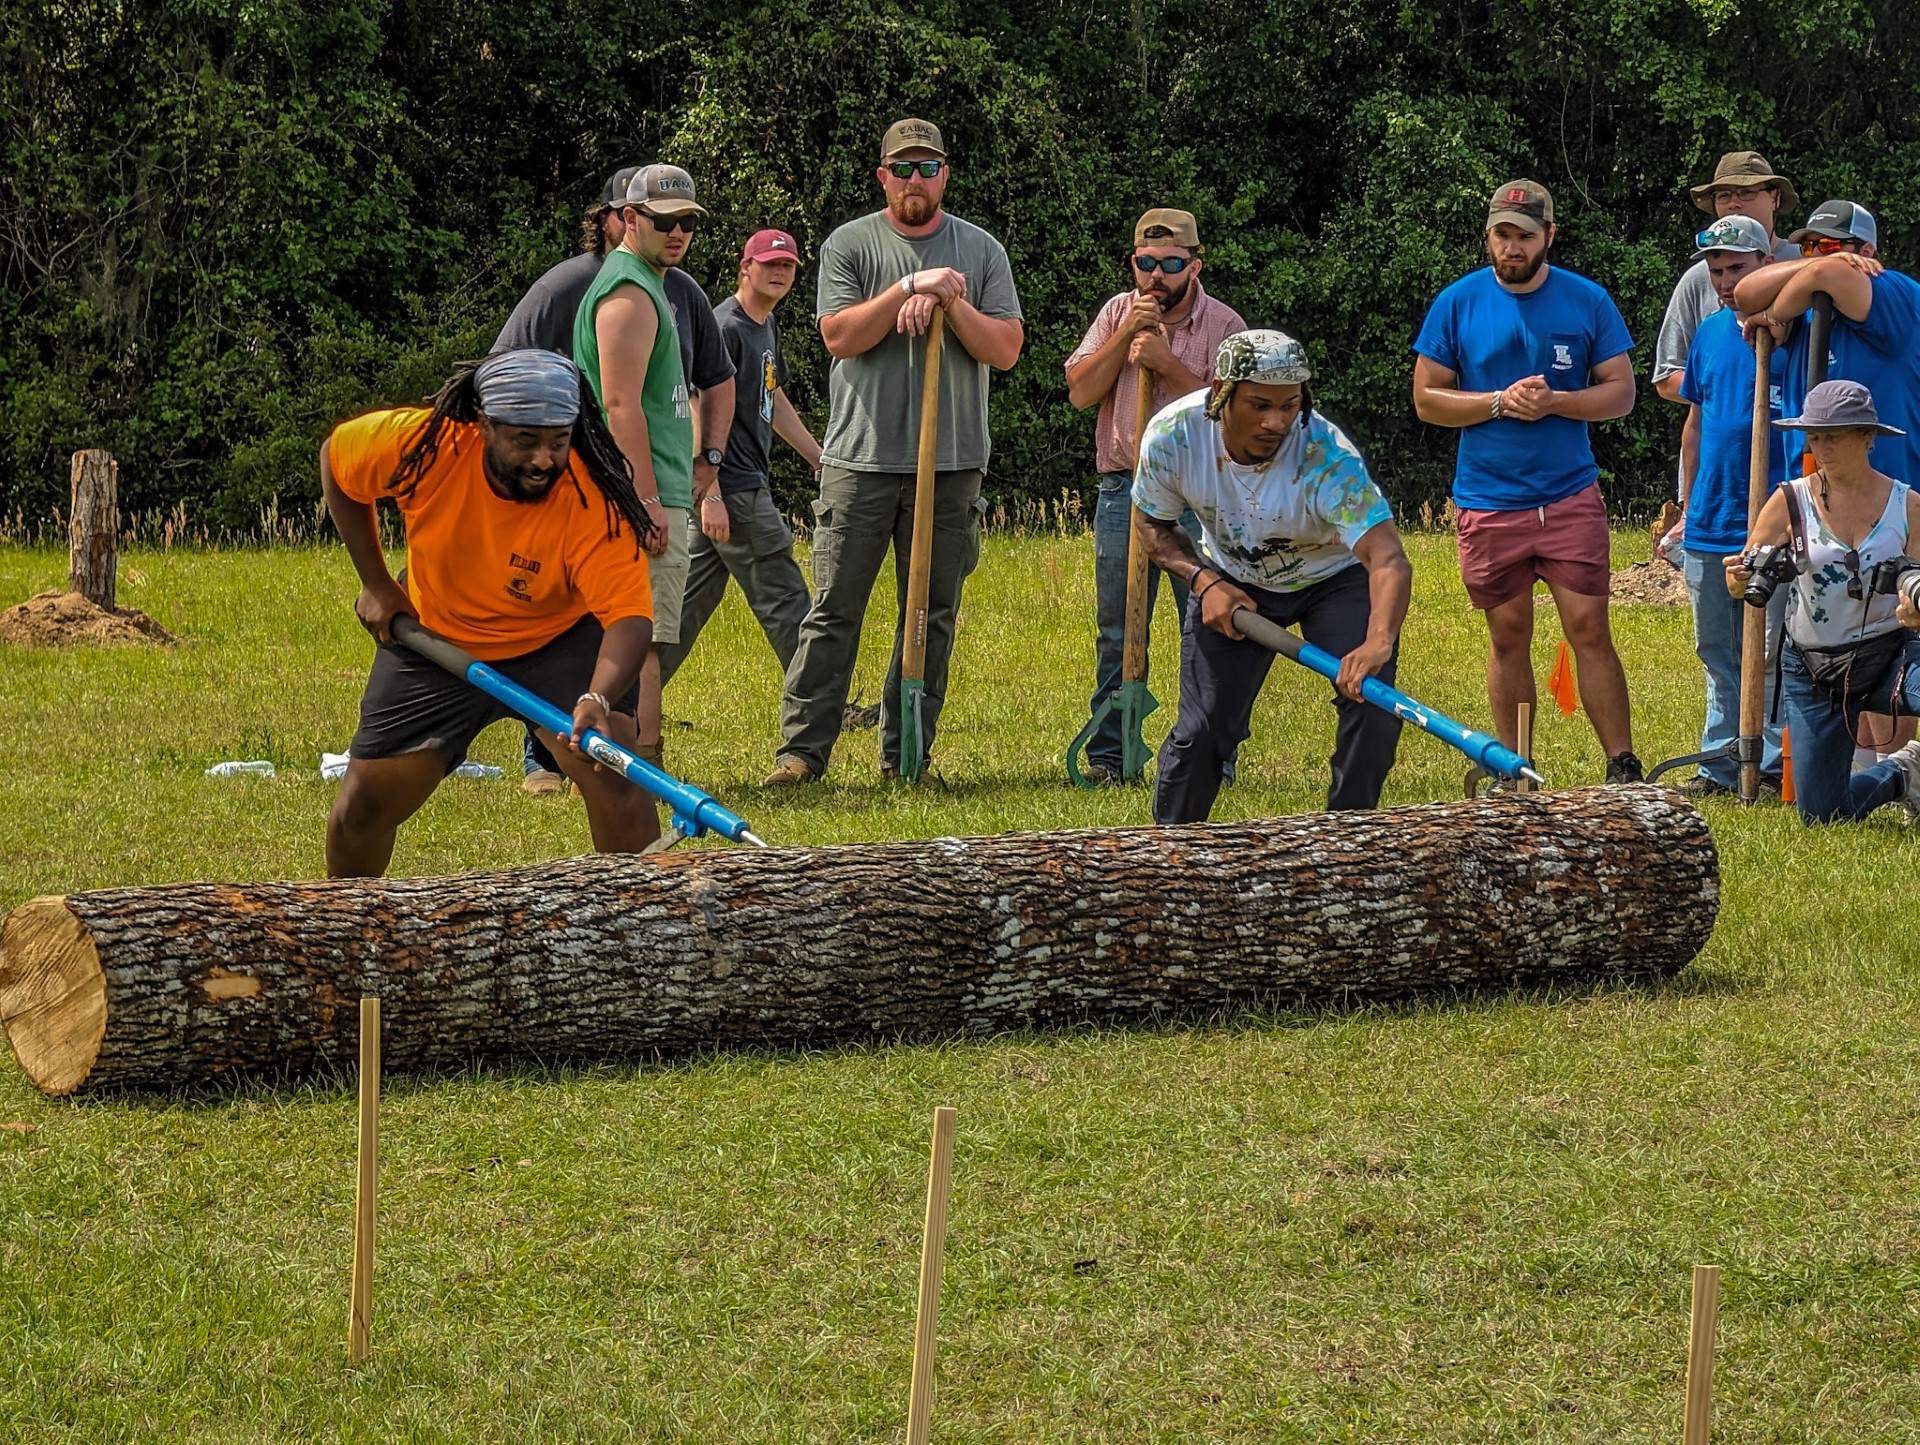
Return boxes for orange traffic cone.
[1547,639,1579,717]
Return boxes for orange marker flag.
[1547,639,1579,717]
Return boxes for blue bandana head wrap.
[474,349,582,427]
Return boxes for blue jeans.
[1088,473,1234,776]
[1682,548,1784,787]
[1780,632,1920,822]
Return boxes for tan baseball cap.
[881,118,946,158]
[1134,208,1200,248]
[623,163,707,217]
[1487,179,1553,234]
[1690,151,1799,216]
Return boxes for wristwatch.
[701,447,725,468]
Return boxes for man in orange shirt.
[321,349,660,876]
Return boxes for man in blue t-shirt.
[1412,179,1642,784]
[1673,216,1787,796]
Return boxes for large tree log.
[0,787,1717,1096]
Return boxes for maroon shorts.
[1456,483,1611,610]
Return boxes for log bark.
[68,450,118,611]
[0,787,1718,1096]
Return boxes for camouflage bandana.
[1214,329,1311,386]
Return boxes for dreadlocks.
[387,361,657,555]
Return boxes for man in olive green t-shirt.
[576,163,700,777]
[765,117,1025,785]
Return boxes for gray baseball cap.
[1790,199,1876,247]
[1690,215,1772,261]
[1773,380,1905,435]
[622,163,707,217]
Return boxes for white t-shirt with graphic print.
[1132,391,1393,593]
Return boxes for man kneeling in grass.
[1137,330,1413,821]
[321,350,660,876]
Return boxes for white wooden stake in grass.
[906,1106,957,1445]
[349,996,381,1362]
[1683,1263,1719,1444]
[1515,701,1534,793]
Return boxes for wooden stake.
[1735,329,1775,802]
[349,996,380,1362]
[1683,1263,1719,1444]
[906,1105,957,1445]
[901,311,947,689]
[1515,701,1534,793]
[1121,364,1155,686]
[68,450,118,611]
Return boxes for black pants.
[1153,563,1402,823]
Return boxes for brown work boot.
[761,756,818,788]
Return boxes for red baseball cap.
[742,229,799,264]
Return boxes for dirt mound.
[0,590,177,646]
[1607,560,1690,606]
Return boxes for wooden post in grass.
[906,1106,957,1445]
[1683,1264,1719,1443]
[1515,702,1534,793]
[68,450,118,611]
[348,997,380,1362]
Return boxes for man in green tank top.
[575,163,701,780]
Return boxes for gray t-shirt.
[1652,237,1799,382]
[494,254,734,392]
[713,295,787,494]
[815,209,1022,472]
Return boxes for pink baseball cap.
[742,229,799,264]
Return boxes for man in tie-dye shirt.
[1134,329,1413,822]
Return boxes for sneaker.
[761,757,819,788]
[522,769,568,797]
[1889,740,1920,821]
[1604,750,1645,785]
[1676,775,1734,798]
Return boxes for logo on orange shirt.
[509,552,542,574]
[505,576,535,603]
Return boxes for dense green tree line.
[4,0,1917,528]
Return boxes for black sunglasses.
[637,210,699,234]
[1845,547,1866,600]
[886,159,945,180]
[1132,254,1191,274]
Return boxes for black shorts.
[350,615,638,768]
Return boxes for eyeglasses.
[638,211,698,234]
[1132,254,1191,274]
[1713,186,1771,204]
[886,160,945,180]
[1800,236,1856,256]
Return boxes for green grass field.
[0,531,1916,1442]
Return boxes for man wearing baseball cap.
[574,162,712,812]
[1413,179,1643,785]
[1136,329,1412,822]
[1063,206,1247,784]
[661,228,823,685]
[1670,216,1788,796]
[765,117,1024,785]
[1652,151,1801,406]
[492,164,737,795]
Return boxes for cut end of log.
[0,897,107,1096]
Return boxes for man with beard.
[1412,179,1641,783]
[661,228,823,682]
[321,350,660,876]
[764,117,1024,785]
[1138,330,1412,822]
[493,164,736,795]
[1063,206,1245,784]
[575,164,704,798]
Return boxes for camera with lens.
[1864,556,1920,612]
[1741,543,1801,608]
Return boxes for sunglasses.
[1800,236,1856,256]
[1132,254,1191,274]
[886,160,945,180]
[638,211,698,234]
[1695,225,1761,250]
[1845,546,1867,601]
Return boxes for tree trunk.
[68,450,118,610]
[0,787,1717,1096]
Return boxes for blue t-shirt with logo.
[1677,308,1785,554]
[1412,266,1634,511]
[1781,268,1920,488]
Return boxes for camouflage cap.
[1215,329,1311,386]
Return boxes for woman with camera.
[1726,379,1920,823]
